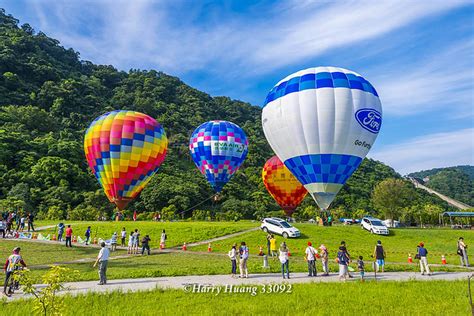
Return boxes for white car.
[261,218,301,238]
[361,217,389,235]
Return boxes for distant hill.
[409,165,474,181]
[409,166,474,206]
[0,9,451,221]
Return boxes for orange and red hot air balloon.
[84,110,168,210]
[262,156,308,216]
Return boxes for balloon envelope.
[84,110,168,210]
[262,155,307,216]
[189,120,248,192]
[262,66,382,210]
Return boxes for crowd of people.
[226,234,470,281]
[0,211,36,238]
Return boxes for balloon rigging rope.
[176,193,219,217]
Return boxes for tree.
[372,178,412,225]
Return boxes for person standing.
[340,241,352,278]
[266,233,272,256]
[84,226,91,245]
[373,240,386,273]
[357,256,365,281]
[141,235,151,255]
[279,242,290,279]
[160,229,167,249]
[239,241,249,278]
[337,246,350,281]
[305,242,317,277]
[418,242,431,275]
[27,213,35,232]
[57,223,65,242]
[319,244,329,276]
[93,242,110,285]
[19,216,25,232]
[458,237,469,267]
[120,228,127,247]
[127,232,134,255]
[327,215,333,226]
[228,244,237,278]
[65,225,73,247]
[270,235,277,258]
[110,232,118,252]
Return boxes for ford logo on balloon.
[355,109,382,134]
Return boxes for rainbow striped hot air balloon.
[189,120,248,193]
[84,110,168,210]
[262,156,308,216]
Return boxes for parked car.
[361,217,389,235]
[260,217,301,238]
[339,218,361,225]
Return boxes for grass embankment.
[192,224,474,264]
[2,281,471,315]
[36,221,257,248]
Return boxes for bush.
[68,205,101,221]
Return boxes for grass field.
[192,224,474,264]
[1,281,471,315]
[36,220,257,248]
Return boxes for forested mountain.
[0,9,450,221]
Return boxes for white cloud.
[370,128,474,175]
[28,0,470,75]
[374,40,474,117]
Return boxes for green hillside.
[409,165,474,181]
[0,9,449,221]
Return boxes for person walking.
[84,226,91,245]
[319,244,329,276]
[340,241,352,278]
[228,244,237,278]
[141,235,151,255]
[65,225,73,247]
[93,242,110,285]
[239,241,249,278]
[160,229,167,249]
[337,246,350,281]
[3,247,27,297]
[305,242,317,277]
[26,213,35,232]
[373,240,386,273]
[110,232,118,252]
[120,228,126,247]
[270,235,277,258]
[418,242,431,275]
[458,237,469,267]
[279,242,290,279]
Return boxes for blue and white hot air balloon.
[262,67,382,211]
[189,120,249,193]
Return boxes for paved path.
[5,271,472,301]
[180,227,260,248]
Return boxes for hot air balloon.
[189,120,248,192]
[84,110,168,210]
[262,67,382,211]
[262,155,308,216]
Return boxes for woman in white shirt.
[228,244,237,278]
[458,237,470,267]
[279,242,290,279]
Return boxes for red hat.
[307,242,312,246]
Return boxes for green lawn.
[192,224,474,264]
[1,281,470,315]
[36,220,257,248]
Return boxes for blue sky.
[2,0,473,174]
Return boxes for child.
[357,256,365,281]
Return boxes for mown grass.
[192,224,474,264]
[36,220,257,248]
[1,281,471,315]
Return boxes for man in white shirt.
[305,242,318,277]
[93,242,110,285]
